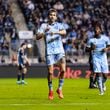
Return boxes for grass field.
[0,78,110,110]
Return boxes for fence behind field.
[0,63,110,78]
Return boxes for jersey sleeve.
[106,36,110,46]
[20,49,24,58]
[58,23,66,30]
[37,24,45,34]
[86,39,92,48]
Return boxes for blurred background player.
[85,33,97,89]
[86,23,110,95]
[88,52,97,88]
[36,9,66,100]
[17,42,30,85]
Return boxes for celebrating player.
[36,9,66,100]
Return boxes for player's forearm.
[99,44,110,52]
[106,45,110,51]
[36,33,44,40]
[57,30,66,36]
[85,47,91,52]
[52,30,66,36]
[102,46,110,52]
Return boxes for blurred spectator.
[18,0,110,63]
[4,10,15,43]
[0,14,5,44]
[11,52,17,65]
[53,1,64,11]
[0,0,18,64]
[0,38,9,64]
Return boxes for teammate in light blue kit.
[36,9,66,100]
[86,24,110,95]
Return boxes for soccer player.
[88,52,97,88]
[17,42,30,85]
[85,32,97,89]
[36,9,66,100]
[86,37,97,88]
[86,23,110,95]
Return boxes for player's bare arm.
[102,45,110,52]
[36,33,45,40]
[24,56,31,66]
[86,44,96,52]
[51,29,66,36]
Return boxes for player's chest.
[93,39,106,48]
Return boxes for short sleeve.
[87,39,92,48]
[106,36,110,46]
[58,23,65,30]
[37,24,45,34]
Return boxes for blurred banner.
[19,31,33,39]
[0,64,110,78]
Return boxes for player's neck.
[48,20,56,25]
[95,34,101,39]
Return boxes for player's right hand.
[36,33,45,40]
[45,27,50,32]
[101,48,108,53]
[91,43,96,50]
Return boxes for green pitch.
[0,78,110,110]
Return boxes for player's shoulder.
[18,48,21,52]
[41,22,48,27]
[56,22,63,26]
[52,21,60,26]
[89,37,94,42]
[101,34,107,37]
[18,48,23,53]
[55,22,65,29]
[101,34,109,40]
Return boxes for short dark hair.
[95,23,102,32]
[21,42,26,47]
[93,21,102,31]
[48,8,57,15]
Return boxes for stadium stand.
[17,0,110,63]
[0,0,110,64]
[0,0,28,64]
[0,0,15,64]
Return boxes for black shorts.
[18,64,26,70]
[89,62,93,71]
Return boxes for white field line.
[0,103,110,106]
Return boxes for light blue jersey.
[37,22,65,55]
[37,22,66,65]
[87,34,110,73]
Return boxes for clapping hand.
[91,43,96,50]
[50,29,59,35]
[102,48,108,53]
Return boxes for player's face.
[95,26,101,36]
[49,12,57,23]
[23,44,27,49]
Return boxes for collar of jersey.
[48,21,57,26]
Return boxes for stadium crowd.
[0,0,110,64]
[0,0,18,64]
[17,0,110,63]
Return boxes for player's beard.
[49,17,57,24]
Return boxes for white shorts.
[93,59,109,73]
[46,53,65,65]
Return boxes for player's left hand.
[50,29,59,35]
[102,48,108,53]
[36,33,45,40]
[27,61,31,66]
[91,43,96,50]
